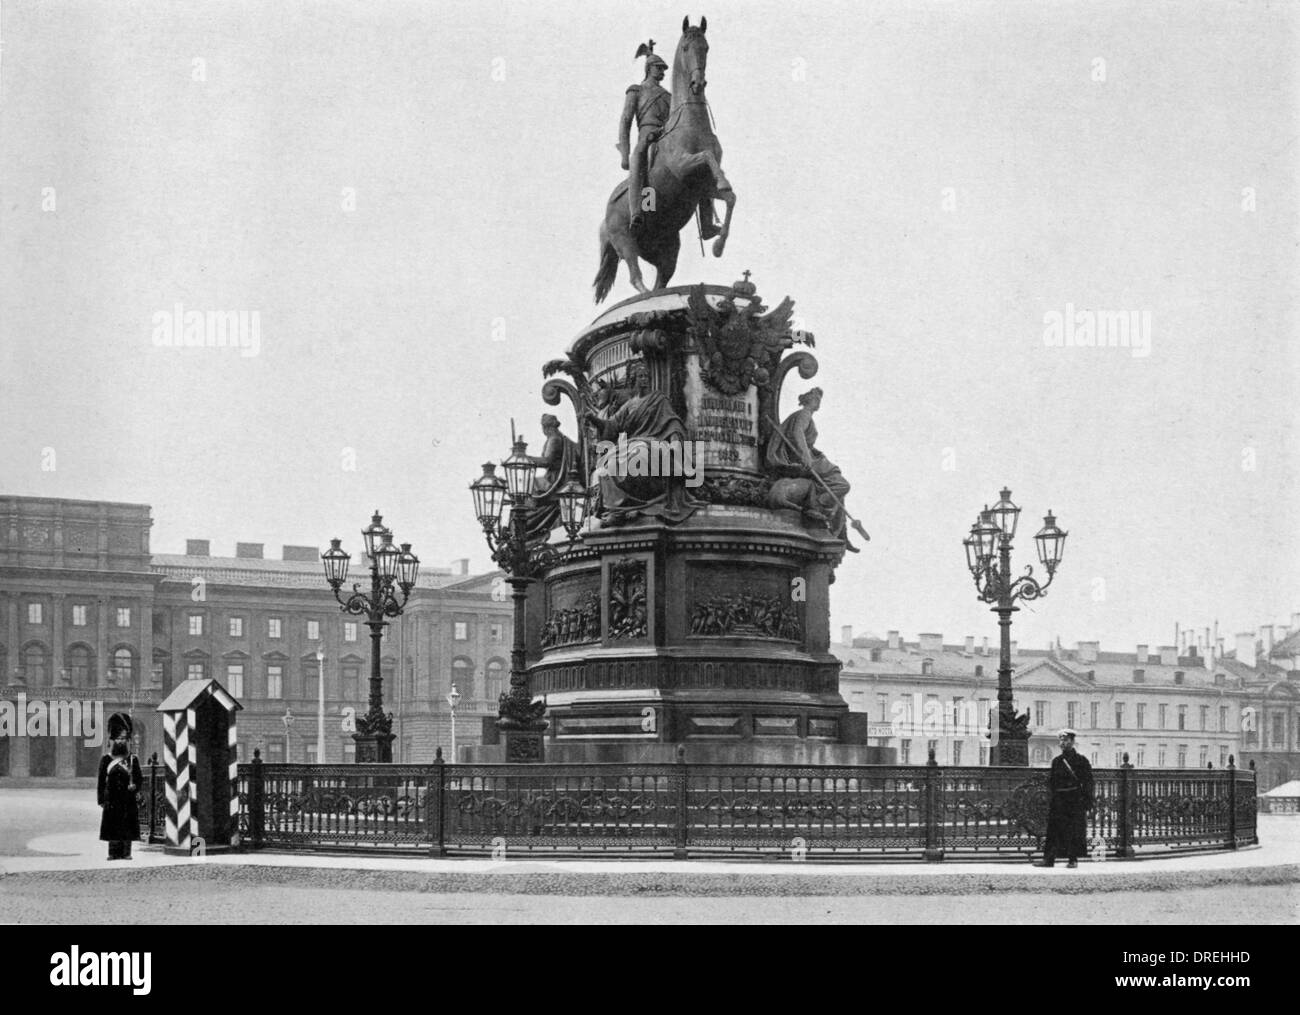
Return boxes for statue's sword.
[763,414,870,543]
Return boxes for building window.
[1090,702,1099,729]
[342,741,356,764]
[454,622,469,641]
[1174,671,1184,685]
[1133,668,1145,683]
[268,618,282,639]
[901,739,911,764]
[1199,745,1208,767]
[979,745,988,766]
[302,659,319,700]
[850,691,865,710]
[1114,703,1124,729]
[1067,701,1079,729]
[451,657,474,698]
[266,664,283,699]
[1158,704,1167,729]
[229,617,243,637]
[186,661,205,681]
[950,696,964,730]
[71,605,88,626]
[306,744,318,765]
[267,740,285,763]
[307,620,320,641]
[878,693,889,721]
[1136,745,1145,767]
[1219,746,1228,768]
[27,603,42,624]
[926,739,938,761]
[111,647,134,685]
[1090,749,1099,766]
[21,643,49,684]
[188,614,203,636]
[66,645,91,684]
[1199,705,1208,731]
[1115,745,1125,767]
[1177,745,1187,767]
[150,663,164,686]
[921,658,933,676]
[953,741,963,766]
[1136,703,1146,729]
[1158,744,1167,767]
[490,622,504,641]
[226,663,244,699]
[1219,705,1229,732]
[1177,705,1187,731]
[341,663,360,702]
[1034,701,1048,728]
[1271,713,1284,748]
[344,622,357,642]
[116,607,131,628]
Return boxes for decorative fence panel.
[232,755,1258,861]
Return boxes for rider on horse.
[617,40,719,238]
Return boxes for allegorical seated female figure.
[766,387,856,549]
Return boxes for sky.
[2,0,1297,655]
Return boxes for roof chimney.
[964,635,974,653]
[1077,640,1099,664]
[185,539,210,557]
[887,630,900,649]
[235,542,264,559]
[1259,625,1274,655]
[981,636,989,655]
[918,632,943,654]
[282,545,320,562]
[841,625,854,647]
[1158,645,1178,666]
[451,558,470,576]
[1136,644,1149,664]
[1235,632,1256,669]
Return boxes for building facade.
[835,625,1291,772]
[0,496,510,777]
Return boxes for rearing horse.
[593,17,736,303]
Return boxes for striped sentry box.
[157,678,244,853]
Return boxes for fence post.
[147,753,160,844]
[674,744,689,860]
[1226,754,1237,850]
[432,747,446,857]
[923,747,944,861]
[249,748,264,850]
[1115,753,1134,858]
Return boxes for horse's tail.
[593,238,618,304]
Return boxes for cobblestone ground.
[0,873,1295,923]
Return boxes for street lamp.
[964,488,1068,767]
[281,707,294,761]
[469,435,588,762]
[314,649,326,765]
[321,511,420,763]
[447,683,461,760]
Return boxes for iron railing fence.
[217,753,1257,861]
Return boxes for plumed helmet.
[635,40,668,71]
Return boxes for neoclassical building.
[0,495,510,777]
[837,623,1298,776]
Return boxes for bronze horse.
[593,18,736,303]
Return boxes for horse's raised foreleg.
[711,184,736,258]
[671,150,736,257]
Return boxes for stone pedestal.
[504,280,869,766]
[353,733,394,763]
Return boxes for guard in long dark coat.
[98,713,143,860]
[1036,728,1094,868]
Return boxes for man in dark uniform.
[617,41,671,232]
[98,712,143,860]
[1035,727,1094,868]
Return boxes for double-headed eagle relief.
[594,17,735,302]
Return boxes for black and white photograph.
[0,0,1295,978]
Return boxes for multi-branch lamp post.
[964,488,1068,767]
[321,512,420,763]
[470,437,587,762]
